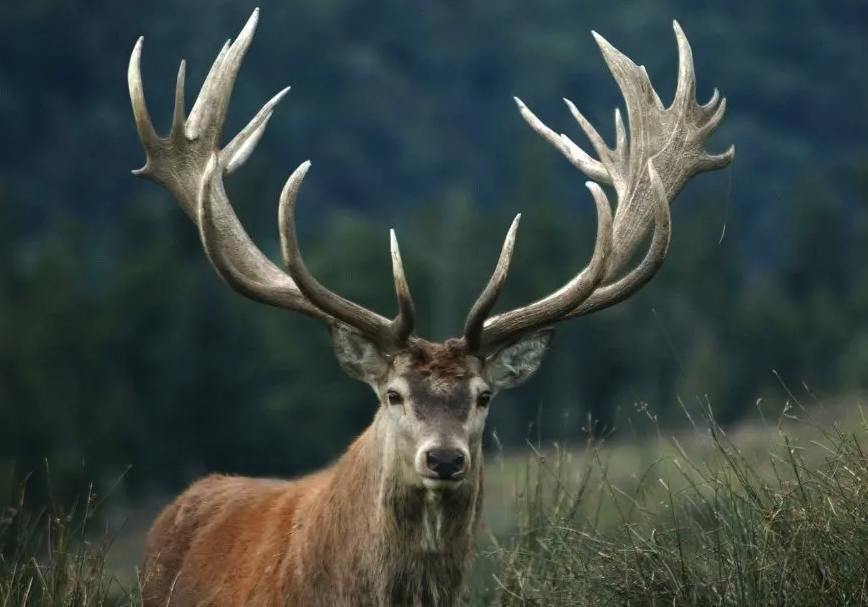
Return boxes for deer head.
[128,8,734,493]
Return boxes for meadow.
[3,389,868,606]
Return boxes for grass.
[465,393,868,605]
[4,392,868,606]
[0,474,140,607]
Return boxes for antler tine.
[192,153,314,319]
[462,214,522,352]
[512,99,612,185]
[129,9,412,348]
[469,21,734,352]
[277,163,413,349]
[388,230,416,344]
[128,37,159,156]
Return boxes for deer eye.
[386,390,404,406]
[477,391,493,408]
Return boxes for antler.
[463,21,735,353]
[128,9,415,350]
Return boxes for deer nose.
[425,449,467,480]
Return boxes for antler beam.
[128,9,416,351]
[463,21,735,353]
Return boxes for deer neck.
[363,414,484,556]
[293,415,484,606]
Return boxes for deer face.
[329,323,554,490]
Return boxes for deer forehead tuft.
[395,339,480,379]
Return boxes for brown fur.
[140,343,488,607]
[404,338,474,378]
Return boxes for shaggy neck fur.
[297,419,484,607]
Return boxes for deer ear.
[328,323,390,383]
[483,329,554,391]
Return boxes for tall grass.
[0,470,138,607]
[470,395,868,606]
[5,396,868,606]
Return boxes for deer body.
[142,433,483,607]
[128,8,733,607]
[140,340,496,607]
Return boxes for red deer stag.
[129,8,734,607]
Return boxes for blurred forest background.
[0,0,867,511]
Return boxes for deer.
[128,8,734,607]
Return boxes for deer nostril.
[425,449,467,480]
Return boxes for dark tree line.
[0,0,866,506]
